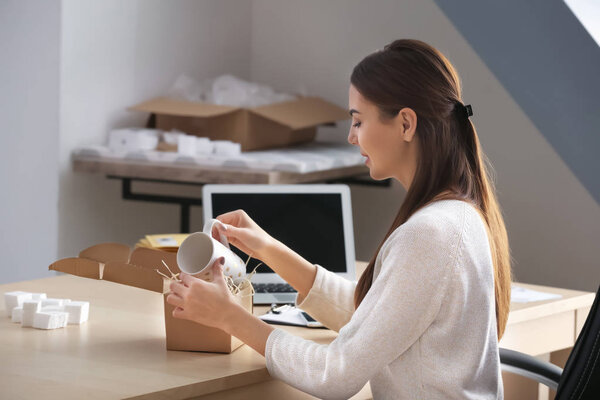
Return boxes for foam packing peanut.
[41,298,67,308]
[22,300,41,327]
[41,298,70,307]
[65,301,89,325]
[55,311,68,328]
[42,305,65,313]
[11,306,23,323]
[4,291,32,317]
[33,311,68,330]
[212,140,241,156]
[195,137,213,155]
[30,293,47,301]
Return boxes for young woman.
[167,39,511,399]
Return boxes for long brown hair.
[351,39,512,339]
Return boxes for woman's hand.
[166,257,241,331]
[166,255,276,356]
[214,209,276,261]
[217,209,317,298]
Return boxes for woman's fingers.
[172,306,186,319]
[167,256,239,328]
[216,226,251,253]
[221,225,254,246]
[170,280,188,295]
[180,272,202,288]
[211,222,228,240]
[219,224,240,239]
[216,209,272,259]
[216,210,243,226]
[166,293,184,308]
[212,257,225,278]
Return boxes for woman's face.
[347,85,419,190]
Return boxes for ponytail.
[352,39,512,339]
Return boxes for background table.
[500,282,594,400]
[73,156,373,185]
[73,154,385,233]
[0,262,593,399]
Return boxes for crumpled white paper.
[167,74,296,107]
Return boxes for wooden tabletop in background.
[73,156,370,185]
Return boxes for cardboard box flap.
[49,257,103,280]
[129,97,239,118]
[250,97,349,130]
[130,247,180,275]
[79,243,131,264]
[103,261,167,293]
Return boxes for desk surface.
[0,262,594,399]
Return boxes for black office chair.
[499,285,600,399]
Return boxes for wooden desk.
[0,262,593,399]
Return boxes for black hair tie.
[455,101,473,119]
[464,104,473,117]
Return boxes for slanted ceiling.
[434,0,600,204]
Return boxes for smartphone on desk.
[261,306,325,328]
[301,311,324,328]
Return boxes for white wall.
[250,0,600,291]
[3,0,597,291]
[0,1,60,283]
[58,0,253,259]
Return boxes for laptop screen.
[210,193,347,274]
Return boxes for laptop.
[202,184,356,304]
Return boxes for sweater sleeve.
[293,264,357,332]
[265,217,461,399]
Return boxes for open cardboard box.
[129,96,350,151]
[49,243,252,353]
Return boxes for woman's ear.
[397,107,417,142]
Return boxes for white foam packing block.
[177,134,197,156]
[22,300,41,327]
[53,311,68,328]
[41,298,69,308]
[33,311,68,330]
[195,137,213,155]
[75,141,364,173]
[30,293,47,301]
[11,306,23,323]
[163,130,182,145]
[212,140,241,156]
[32,312,56,329]
[108,129,159,152]
[42,305,65,313]
[65,301,89,324]
[4,291,32,317]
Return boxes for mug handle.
[203,219,230,249]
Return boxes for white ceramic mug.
[177,219,247,284]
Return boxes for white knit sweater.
[265,199,503,399]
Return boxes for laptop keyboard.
[252,283,297,293]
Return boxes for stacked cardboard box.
[129,96,350,151]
